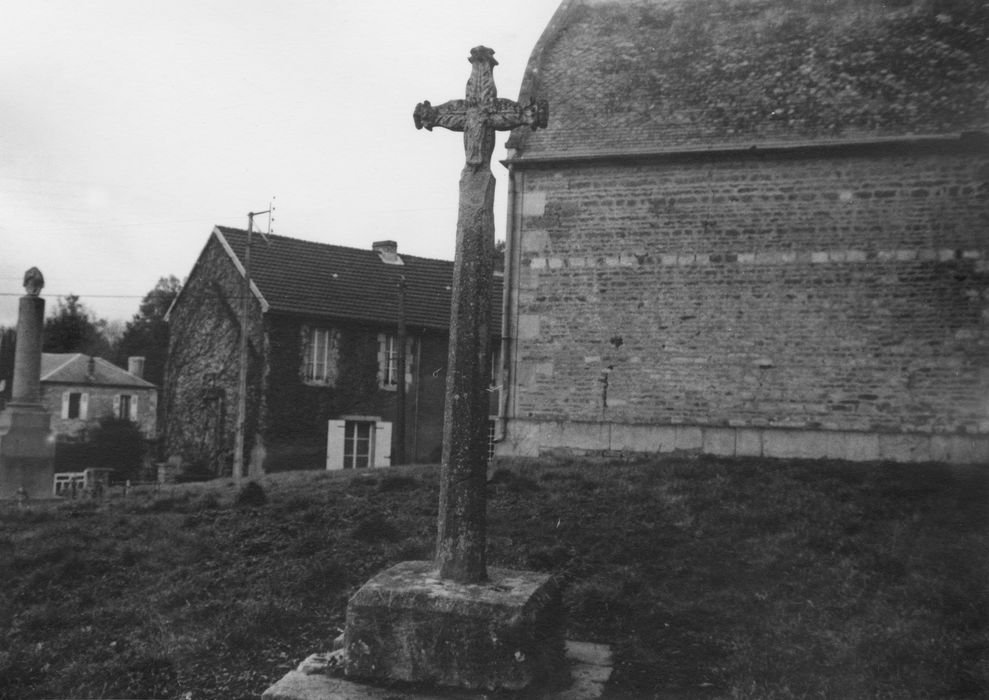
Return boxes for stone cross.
[415,46,547,583]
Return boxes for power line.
[0,292,147,299]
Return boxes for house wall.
[163,236,265,473]
[501,144,989,463]
[165,233,496,474]
[41,385,158,439]
[262,314,450,471]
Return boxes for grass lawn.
[0,455,986,699]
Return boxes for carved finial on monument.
[23,268,44,296]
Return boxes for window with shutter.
[327,418,392,469]
[344,421,373,469]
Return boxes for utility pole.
[394,276,407,465]
[233,209,270,480]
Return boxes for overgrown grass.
[0,456,986,699]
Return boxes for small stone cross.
[415,46,547,170]
[414,47,547,583]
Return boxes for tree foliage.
[114,276,182,386]
[0,326,15,405]
[88,416,146,482]
[43,294,111,356]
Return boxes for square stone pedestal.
[344,560,566,692]
[0,404,54,500]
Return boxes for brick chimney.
[128,356,145,380]
[373,240,403,265]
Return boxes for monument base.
[344,560,566,692]
[0,403,55,500]
[262,640,611,700]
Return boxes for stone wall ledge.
[497,419,989,465]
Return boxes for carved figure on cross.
[414,46,547,170]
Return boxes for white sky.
[0,0,562,326]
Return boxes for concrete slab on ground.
[261,640,612,700]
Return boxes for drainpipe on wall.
[412,330,422,462]
[496,166,521,443]
[394,276,407,465]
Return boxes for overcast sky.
[0,0,562,326]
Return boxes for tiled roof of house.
[508,0,989,159]
[40,354,156,388]
[214,227,503,331]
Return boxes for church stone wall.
[503,145,989,463]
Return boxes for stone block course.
[703,428,736,456]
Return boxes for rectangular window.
[117,394,132,420]
[381,334,399,387]
[304,327,338,384]
[378,334,415,389]
[68,393,82,419]
[62,391,88,420]
[344,421,373,469]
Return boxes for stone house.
[40,353,158,440]
[496,0,989,464]
[164,227,501,474]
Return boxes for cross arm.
[414,99,469,132]
[487,98,549,132]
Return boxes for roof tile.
[41,353,156,388]
[215,227,502,331]
[510,0,989,159]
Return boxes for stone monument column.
[10,269,45,405]
[0,268,55,500]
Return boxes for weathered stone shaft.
[11,295,44,405]
[436,167,496,583]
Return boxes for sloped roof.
[508,0,989,159]
[40,354,156,389]
[213,227,502,331]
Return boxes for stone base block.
[0,404,54,500]
[344,561,566,692]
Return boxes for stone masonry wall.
[164,236,264,473]
[507,146,989,455]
